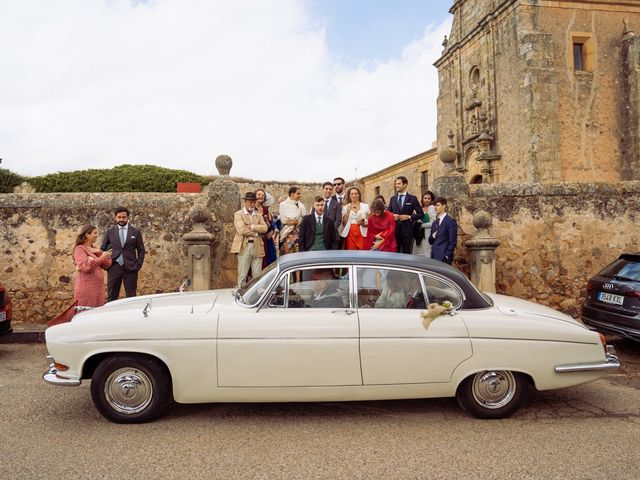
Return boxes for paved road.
[1,342,639,480]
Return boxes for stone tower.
[434,0,640,184]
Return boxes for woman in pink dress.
[73,225,112,308]
[365,198,397,252]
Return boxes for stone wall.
[0,192,202,324]
[0,178,325,325]
[453,180,640,316]
[3,180,637,326]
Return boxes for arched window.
[470,175,483,184]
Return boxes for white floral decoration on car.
[420,301,453,330]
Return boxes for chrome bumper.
[43,355,82,387]
[555,345,621,373]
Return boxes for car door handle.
[332,309,356,315]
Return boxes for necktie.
[317,216,322,226]
[434,217,441,230]
[117,228,125,265]
[399,195,405,208]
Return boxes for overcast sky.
[0,0,452,182]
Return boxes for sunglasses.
[333,182,343,186]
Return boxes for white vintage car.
[44,251,619,423]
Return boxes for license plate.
[598,292,624,305]
[0,311,5,322]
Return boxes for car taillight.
[626,290,640,298]
[586,280,596,295]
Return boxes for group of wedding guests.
[232,175,458,287]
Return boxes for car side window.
[285,267,349,309]
[267,277,286,308]
[422,274,463,309]
[357,268,424,309]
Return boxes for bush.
[29,164,206,192]
[0,168,24,193]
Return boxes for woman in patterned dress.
[73,225,112,308]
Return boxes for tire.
[456,370,528,419]
[90,354,172,424]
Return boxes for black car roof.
[277,251,490,309]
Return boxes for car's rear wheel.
[456,370,528,419]
[90,354,171,423]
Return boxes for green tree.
[29,164,206,192]
[0,168,24,193]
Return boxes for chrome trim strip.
[554,346,620,373]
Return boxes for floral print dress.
[73,245,112,308]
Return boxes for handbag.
[47,300,78,327]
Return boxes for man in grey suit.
[101,206,146,301]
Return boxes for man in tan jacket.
[231,191,268,287]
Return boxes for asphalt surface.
[1,341,639,480]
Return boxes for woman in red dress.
[364,198,397,252]
[73,225,112,308]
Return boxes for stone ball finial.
[189,205,210,224]
[472,210,492,230]
[215,154,233,176]
[439,129,458,169]
[439,147,458,167]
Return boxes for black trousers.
[395,231,413,254]
[106,263,139,302]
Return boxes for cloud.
[0,0,451,182]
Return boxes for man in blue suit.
[388,176,424,254]
[428,197,457,265]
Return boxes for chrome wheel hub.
[104,368,153,414]
[471,370,516,409]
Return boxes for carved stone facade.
[434,0,640,184]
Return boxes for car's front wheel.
[456,370,528,419]
[90,354,172,423]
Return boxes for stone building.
[433,0,640,184]
[359,148,437,203]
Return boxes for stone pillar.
[465,210,500,293]
[183,205,214,291]
[621,25,640,180]
[207,155,240,289]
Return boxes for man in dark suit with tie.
[298,196,338,251]
[321,182,341,250]
[388,176,423,254]
[428,197,457,265]
[101,206,146,301]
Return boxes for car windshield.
[599,257,640,282]
[236,262,278,305]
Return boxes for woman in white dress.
[412,190,437,257]
[340,187,369,250]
